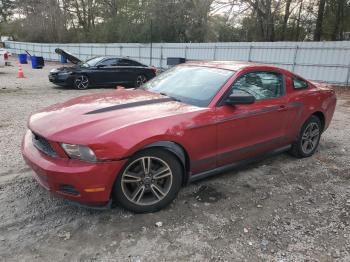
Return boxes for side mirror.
[225,90,255,105]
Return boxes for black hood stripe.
[85,98,174,114]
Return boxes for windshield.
[81,57,105,67]
[142,66,234,107]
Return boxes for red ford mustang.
[22,61,336,213]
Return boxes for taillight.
[151,67,157,75]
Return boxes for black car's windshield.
[142,66,234,107]
[81,57,105,67]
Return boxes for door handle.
[278,105,287,111]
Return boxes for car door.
[91,58,119,85]
[215,70,292,167]
[115,59,140,85]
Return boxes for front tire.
[289,115,322,158]
[74,75,89,90]
[113,149,183,213]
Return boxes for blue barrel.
[31,56,44,69]
[18,54,28,64]
[31,56,37,69]
[60,55,67,64]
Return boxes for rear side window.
[231,71,284,100]
[293,78,308,89]
[117,59,141,66]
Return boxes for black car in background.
[49,49,157,89]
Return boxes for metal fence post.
[248,44,253,62]
[138,45,141,61]
[185,46,188,60]
[292,45,299,72]
[120,46,123,56]
[104,45,107,56]
[213,45,217,60]
[160,45,163,68]
[346,61,350,86]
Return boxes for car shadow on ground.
[50,84,136,91]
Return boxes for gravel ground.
[0,57,349,261]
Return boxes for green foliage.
[0,0,349,42]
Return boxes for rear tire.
[113,148,183,213]
[135,75,147,88]
[289,115,322,158]
[74,75,89,90]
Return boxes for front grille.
[32,132,58,158]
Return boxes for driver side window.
[231,71,284,100]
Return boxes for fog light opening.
[60,185,80,196]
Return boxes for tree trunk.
[314,0,326,41]
[331,0,344,40]
[281,0,292,41]
[295,0,303,40]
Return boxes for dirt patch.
[192,185,226,203]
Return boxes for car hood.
[28,89,203,143]
[55,48,81,64]
[51,65,78,73]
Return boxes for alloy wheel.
[121,156,173,206]
[75,75,89,89]
[301,122,320,154]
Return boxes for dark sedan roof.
[96,56,135,60]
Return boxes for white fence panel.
[4,40,350,85]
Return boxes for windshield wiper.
[160,92,182,102]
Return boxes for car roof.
[100,56,136,60]
[184,60,286,73]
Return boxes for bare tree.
[331,0,345,40]
[314,0,326,41]
[1,0,349,43]
[281,0,291,40]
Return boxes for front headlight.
[60,71,72,75]
[50,68,59,73]
[61,143,96,162]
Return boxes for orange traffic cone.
[17,63,25,78]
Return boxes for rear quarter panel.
[284,75,336,141]
[144,68,156,80]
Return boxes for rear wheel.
[113,149,183,213]
[289,115,322,158]
[74,75,89,90]
[135,75,147,88]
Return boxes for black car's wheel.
[74,75,89,90]
[135,75,147,88]
[289,115,322,158]
[113,148,183,213]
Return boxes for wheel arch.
[143,141,191,185]
[311,111,325,132]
